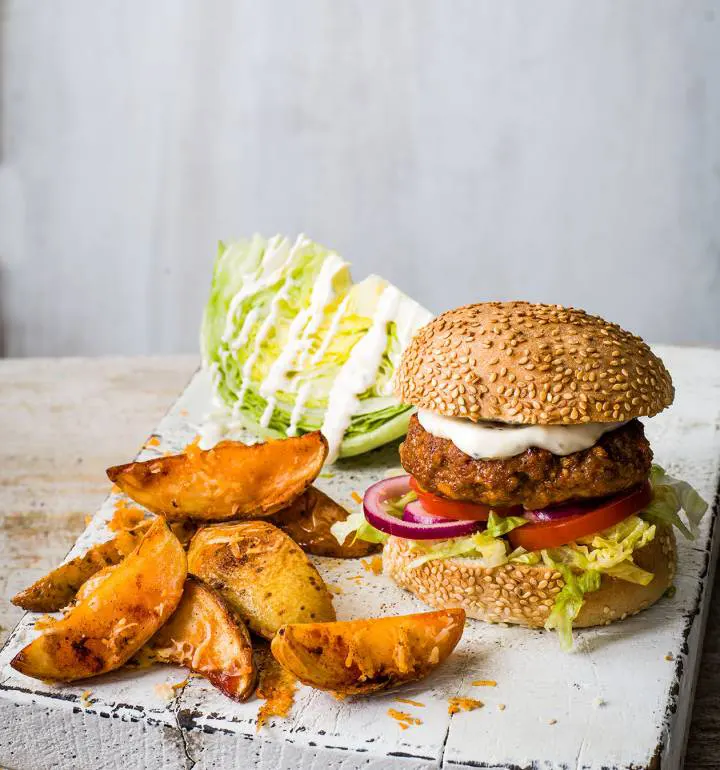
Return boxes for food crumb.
[319,471,336,479]
[471,680,497,687]
[185,435,202,459]
[80,690,93,707]
[593,697,606,708]
[351,491,363,505]
[665,653,674,661]
[548,719,557,725]
[154,683,176,702]
[395,698,425,708]
[388,708,422,729]
[109,500,146,531]
[497,703,506,711]
[361,555,383,575]
[448,697,483,715]
[172,677,190,692]
[256,649,298,730]
[146,436,161,447]
[327,583,344,595]
[34,614,57,630]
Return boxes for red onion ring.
[363,476,480,540]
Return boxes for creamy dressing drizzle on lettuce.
[332,465,708,650]
[202,234,433,461]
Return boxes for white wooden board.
[1,345,719,770]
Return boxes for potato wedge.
[272,487,380,558]
[11,519,186,681]
[271,609,466,695]
[11,523,151,612]
[187,521,335,639]
[106,433,328,522]
[139,576,255,701]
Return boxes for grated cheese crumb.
[146,436,161,447]
[395,698,425,708]
[548,719,557,725]
[388,708,422,729]
[361,555,383,575]
[80,690,93,708]
[327,583,344,595]
[448,697,483,715]
[593,697,606,708]
[665,653,674,661]
[351,491,363,505]
[497,704,506,711]
[472,680,497,687]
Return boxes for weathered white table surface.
[0,351,719,770]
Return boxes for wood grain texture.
[0,353,718,769]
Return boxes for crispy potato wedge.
[106,433,328,522]
[139,576,255,701]
[75,564,117,603]
[271,609,466,695]
[11,519,186,681]
[11,523,151,612]
[187,521,335,639]
[272,487,380,558]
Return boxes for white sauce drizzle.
[230,307,260,352]
[417,409,626,459]
[321,286,400,462]
[310,293,351,366]
[221,235,287,345]
[288,381,313,436]
[285,290,350,436]
[258,253,347,422]
[233,235,308,416]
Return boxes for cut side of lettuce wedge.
[201,234,433,461]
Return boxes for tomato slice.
[508,483,653,551]
[409,477,522,522]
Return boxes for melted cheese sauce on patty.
[417,409,626,460]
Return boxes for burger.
[335,302,707,649]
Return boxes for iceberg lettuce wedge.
[202,234,433,460]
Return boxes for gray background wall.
[1,0,718,357]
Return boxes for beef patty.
[400,416,652,510]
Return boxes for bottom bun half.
[382,527,676,629]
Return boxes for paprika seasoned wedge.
[106,433,328,522]
[11,518,186,682]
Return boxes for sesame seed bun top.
[395,302,674,425]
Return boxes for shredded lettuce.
[545,515,656,585]
[330,511,388,545]
[406,532,508,570]
[642,465,708,539]
[385,490,417,517]
[543,563,601,652]
[486,511,528,538]
[508,546,542,565]
[201,234,432,459]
